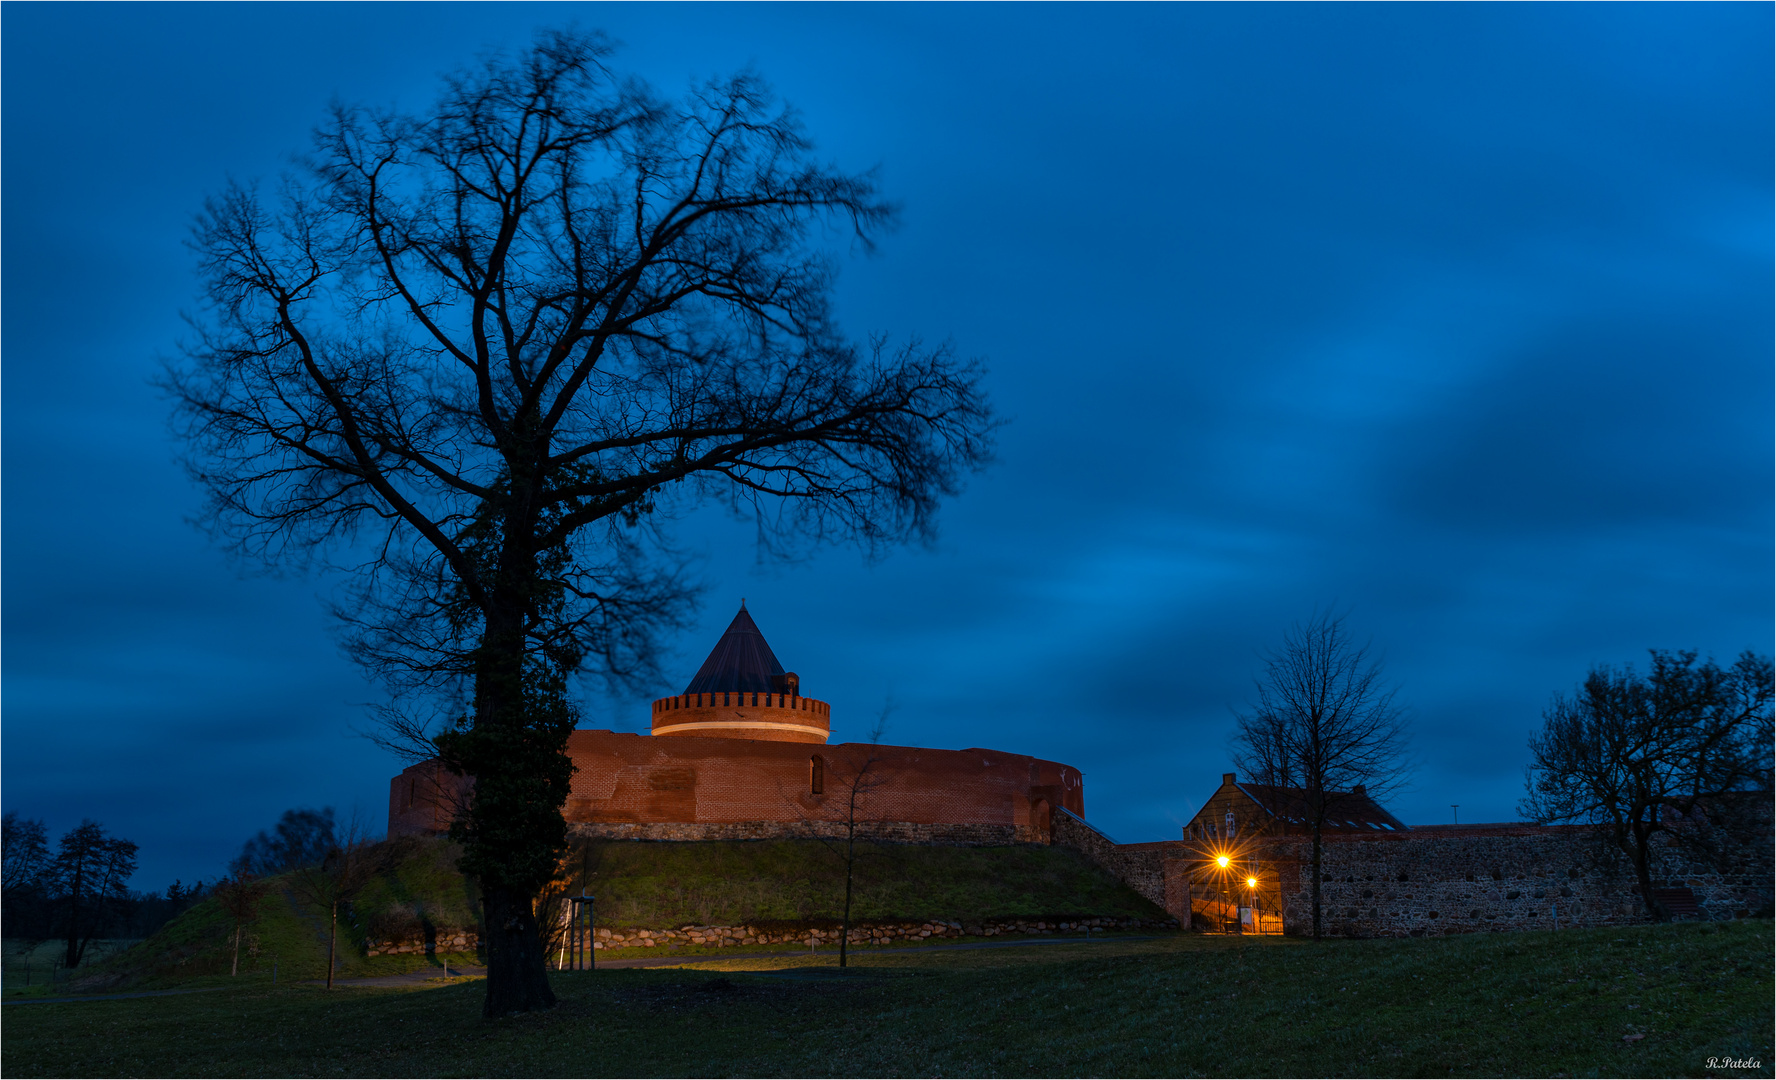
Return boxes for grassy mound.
[59,838,480,993]
[577,838,1168,927]
[51,836,1162,993]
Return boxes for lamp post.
[1214,854,1233,933]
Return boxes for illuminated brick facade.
[387,603,1085,843]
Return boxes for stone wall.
[1050,809,1187,925]
[568,821,1043,845]
[367,929,479,957]
[1250,820,1772,938]
[580,915,1173,951]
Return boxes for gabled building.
[1183,771,1409,845]
[1180,770,1411,934]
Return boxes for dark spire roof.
[683,603,789,695]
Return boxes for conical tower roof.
[683,603,788,695]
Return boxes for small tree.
[237,808,337,875]
[1521,649,1773,920]
[800,709,894,968]
[212,871,272,976]
[1231,611,1412,940]
[289,825,379,988]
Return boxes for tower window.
[810,755,825,795]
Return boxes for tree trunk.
[232,924,241,977]
[326,900,336,988]
[63,863,84,969]
[1626,820,1669,922]
[840,823,856,969]
[1310,819,1323,941]
[482,885,557,1016]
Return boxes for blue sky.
[4,3,1769,890]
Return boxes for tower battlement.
[650,691,831,743]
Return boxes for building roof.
[683,604,789,695]
[1235,782,1411,832]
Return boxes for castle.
[389,603,1084,846]
[389,605,1771,937]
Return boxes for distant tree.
[288,823,379,989]
[2,813,53,941]
[212,871,272,976]
[236,808,337,875]
[1521,649,1773,921]
[166,29,992,1014]
[47,821,139,967]
[1231,611,1412,940]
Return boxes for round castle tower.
[649,602,831,744]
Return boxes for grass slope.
[578,838,1168,926]
[4,920,1768,1077]
[39,837,1162,993]
[37,839,483,994]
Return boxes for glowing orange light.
[1216,855,1230,868]
[1246,877,1258,888]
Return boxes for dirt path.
[322,934,1158,983]
[2,986,232,1006]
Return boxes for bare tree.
[212,871,272,976]
[165,30,992,1015]
[235,808,337,875]
[797,708,895,968]
[2,814,53,947]
[288,823,379,989]
[1231,611,1412,940]
[46,821,139,968]
[1521,649,1773,921]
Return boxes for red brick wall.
[387,729,1085,839]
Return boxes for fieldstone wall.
[584,915,1172,951]
[1050,809,1187,924]
[1266,821,1773,938]
[568,821,1043,845]
[367,929,479,957]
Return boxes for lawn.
[3,919,1768,1077]
[576,837,1169,926]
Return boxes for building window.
[810,755,825,795]
[1226,811,1237,839]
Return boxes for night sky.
[4,4,1769,893]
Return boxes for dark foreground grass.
[4,920,1768,1078]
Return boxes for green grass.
[577,837,1169,926]
[34,837,1162,995]
[3,919,1768,1077]
[18,838,485,995]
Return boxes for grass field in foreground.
[3,920,1769,1078]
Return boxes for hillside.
[68,836,1165,991]
[70,837,480,992]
